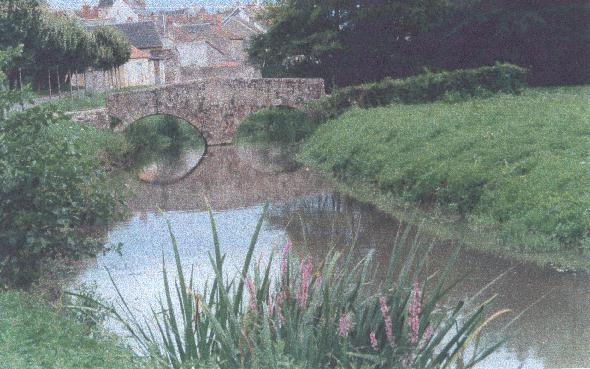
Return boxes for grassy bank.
[299,86,590,271]
[0,291,145,369]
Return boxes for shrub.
[308,63,528,125]
[82,206,504,368]
[0,106,123,288]
[235,107,314,145]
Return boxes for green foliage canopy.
[0,0,131,88]
[93,26,132,71]
[0,50,123,288]
[250,0,589,86]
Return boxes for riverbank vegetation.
[236,64,527,146]
[299,86,590,270]
[86,207,502,368]
[0,290,145,369]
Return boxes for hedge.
[306,63,528,124]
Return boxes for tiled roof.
[130,46,149,59]
[98,0,146,9]
[113,21,163,49]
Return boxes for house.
[161,22,261,83]
[119,46,154,86]
[112,21,165,86]
[73,21,165,91]
[96,0,146,24]
[221,4,267,40]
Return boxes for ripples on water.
[78,146,590,369]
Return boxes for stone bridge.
[106,78,325,145]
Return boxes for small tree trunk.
[56,66,61,95]
[18,67,23,93]
[68,69,73,99]
[48,69,52,97]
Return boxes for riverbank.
[297,86,590,271]
[0,290,146,369]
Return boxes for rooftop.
[113,21,162,49]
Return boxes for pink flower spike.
[337,313,353,337]
[296,258,313,307]
[419,325,433,351]
[370,331,378,350]
[408,281,422,345]
[280,239,292,276]
[246,277,257,311]
[379,296,394,345]
[315,272,322,289]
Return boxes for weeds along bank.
[299,86,590,270]
[0,291,146,369]
[237,65,590,271]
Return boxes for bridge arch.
[107,78,325,146]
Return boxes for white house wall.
[102,0,139,23]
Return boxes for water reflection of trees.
[266,194,590,367]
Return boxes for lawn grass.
[299,86,590,270]
[40,86,149,112]
[44,92,107,111]
[0,291,147,369]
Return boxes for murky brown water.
[79,146,590,368]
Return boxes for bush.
[0,106,123,288]
[308,63,528,125]
[235,107,314,145]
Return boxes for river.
[78,145,590,368]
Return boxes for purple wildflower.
[370,331,378,350]
[379,296,394,345]
[280,239,292,276]
[296,258,313,307]
[315,271,322,289]
[419,325,433,351]
[408,281,422,345]
[246,277,257,311]
[337,313,353,337]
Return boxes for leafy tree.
[0,49,122,288]
[0,0,131,91]
[249,0,452,87]
[35,12,98,83]
[250,0,589,86]
[93,26,132,71]
[0,0,42,86]
[416,0,590,85]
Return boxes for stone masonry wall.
[66,108,111,129]
[106,78,325,145]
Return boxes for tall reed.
[80,205,503,368]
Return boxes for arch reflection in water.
[125,114,206,184]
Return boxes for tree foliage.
[250,0,589,86]
[0,0,131,89]
[93,26,132,71]
[0,50,123,288]
[416,0,590,85]
[249,0,453,87]
[36,12,98,74]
